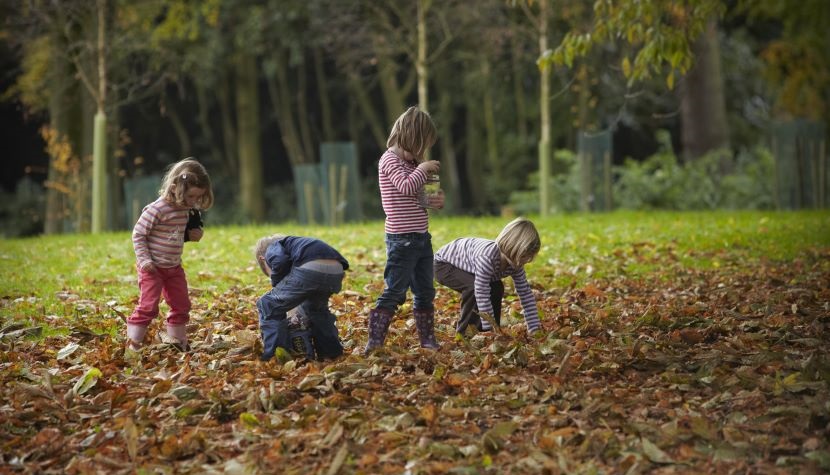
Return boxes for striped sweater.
[378,149,429,234]
[132,198,189,269]
[435,237,540,332]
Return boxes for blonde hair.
[159,158,214,209]
[386,106,437,160]
[254,234,286,275]
[495,217,541,268]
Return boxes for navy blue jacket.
[266,236,349,286]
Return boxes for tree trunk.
[235,53,264,222]
[481,56,499,177]
[296,58,315,163]
[348,73,387,150]
[680,17,729,161]
[45,36,74,235]
[219,68,238,177]
[437,84,461,213]
[195,81,225,170]
[265,50,310,165]
[313,47,335,142]
[163,92,192,158]
[510,32,528,142]
[91,0,108,233]
[417,0,429,110]
[464,86,486,211]
[538,0,551,216]
[375,37,413,125]
[78,84,95,233]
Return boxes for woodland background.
[1,1,830,473]
[0,0,827,236]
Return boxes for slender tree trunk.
[45,36,73,235]
[510,33,528,142]
[417,0,428,110]
[235,53,264,222]
[481,56,499,177]
[680,17,729,161]
[538,0,551,216]
[375,40,412,124]
[78,86,96,233]
[296,59,315,162]
[195,82,225,168]
[313,48,335,142]
[163,92,192,158]
[91,0,108,232]
[438,84,460,213]
[464,86,486,211]
[265,50,309,165]
[108,109,122,229]
[218,68,238,177]
[348,74,387,150]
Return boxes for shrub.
[507,130,778,213]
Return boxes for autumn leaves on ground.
[1,212,829,474]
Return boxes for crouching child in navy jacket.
[254,235,349,361]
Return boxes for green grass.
[1,210,828,326]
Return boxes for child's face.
[395,146,417,162]
[258,256,272,276]
[184,187,206,208]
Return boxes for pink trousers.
[128,265,191,326]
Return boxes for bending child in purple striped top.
[364,106,444,355]
[127,158,214,351]
[434,218,543,337]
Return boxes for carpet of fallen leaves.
[1,247,829,474]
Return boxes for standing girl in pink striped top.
[364,106,444,354]
[126,158,214,351]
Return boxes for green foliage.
[737,0,830,119]
[508,131,776,213]
[613,132,775,210]
[544,0,726,88]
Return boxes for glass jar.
[418,173,442,209]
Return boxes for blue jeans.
[375,232,435,312]
[257,267,344,360]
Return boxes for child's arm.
[472,255,499,330]
[380,157,429,196]
[184,209,203,242]
[132,205,160,272]
[267,244,291,287]
[512,269,541,334]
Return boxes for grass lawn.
[1,210,829,473]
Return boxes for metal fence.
[771,120,828,209]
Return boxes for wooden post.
[819,140,827,208]
[329,162,336,226]
[579,151,591,212]
[304,182,315,225]
[603,151,612,211]
[338,164,348,224]
[771,136,781,210]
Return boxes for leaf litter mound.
[1,249,829,474]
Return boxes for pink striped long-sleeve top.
[132,198,189,269]
[378,149,429,234]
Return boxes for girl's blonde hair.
[386,106,437,160]
[253,234,286,275]
[159,158,214,209]
[495,217,541,268]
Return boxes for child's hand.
[188,227,204,242]
[428,189,445,209]
[417,160,440,174]
[140,261,157,273]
